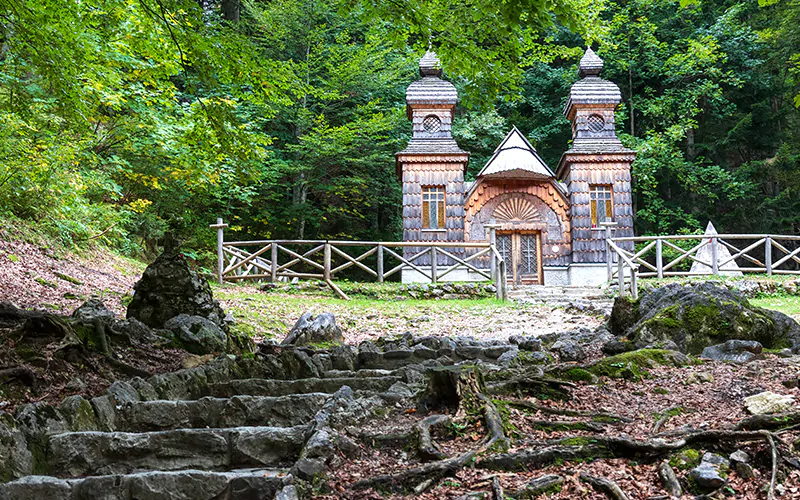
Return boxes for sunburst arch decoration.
[492,197,541,223]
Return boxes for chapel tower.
[396,52,470,272]
[556,48,635,282]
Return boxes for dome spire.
[419,51,442,77]
[578,47,603,78]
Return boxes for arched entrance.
[491,197,544,284]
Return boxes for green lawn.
[751,295,800,317]
[213,283,511,340]
[212,282,603,343]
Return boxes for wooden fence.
[606,234,800,298]
[210,219,508,300]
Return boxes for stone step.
[0,468,287,500]
[204,376,401,398]
[118,394,328,431]
[48,426,308,477]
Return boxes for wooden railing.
[210,219,508,300]
[606,233,800,298]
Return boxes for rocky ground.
[216,284,606,344]
[3,238,800,499]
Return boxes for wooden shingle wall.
[561,152,635,263]
[400,156,468,266]
[464,179,572,267]
[410,104,454,138]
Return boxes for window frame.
[421,185,446,230]
[589,185,614,228]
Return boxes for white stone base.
[401,264,616,286]
[543,267,570,286]
[568,263,610,287]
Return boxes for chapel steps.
[0,337,535,499]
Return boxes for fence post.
[711,237,719,275]
[377,244,384,283]
[765,237,773,276]
[600,220,617,283]
[323,242,332,282]
[631,266,638,300]
[497,259,508,301]
[270,242,278,282]
[656,238,663,279]
[209,218,229,284]
[430,246,438,284]
[618,255,625,296]
[486,223,499,283]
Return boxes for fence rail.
[607,233,800,299]
[210,219,508,300]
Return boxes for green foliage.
[0,0,798,263]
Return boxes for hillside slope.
[0,233,142,315]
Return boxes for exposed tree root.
[657,460,682,497]
[765,431,778,500]
[486,375,575,400]
[653,405,683,434]
[354,366,510,492]
[351,450,476,491]
[580,473,630,500]
[93,319,150,378]
[503,397,631,423]
[476,393,508,453]
[477,430,779,471]
[415,414,450,461]
[0,365,35,386]
[736,412,800,431]
[490,475,503,500]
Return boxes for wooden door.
[497,232,543,285]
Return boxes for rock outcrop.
[609,283,800,354]
[127,249,226,331]
[701,339,763,363]
[282,313,344,347]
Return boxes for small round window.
[587,114,605,132]
[423,115,442,134]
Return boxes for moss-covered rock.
[587,349,691,380]
[59,396,98,432]
[670,448,702,470]
[608,283,800,354]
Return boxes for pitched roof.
[474,127,555,180]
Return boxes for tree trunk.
[221,0,239,22]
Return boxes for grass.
[640,274,799,286]
[213,282,514,340]
[751,295,800,316]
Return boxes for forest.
[0,0,798,264]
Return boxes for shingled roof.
[406,51,457,115]
[395,138,468,156]
[564,49,622,113]
[474,127,555,180]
